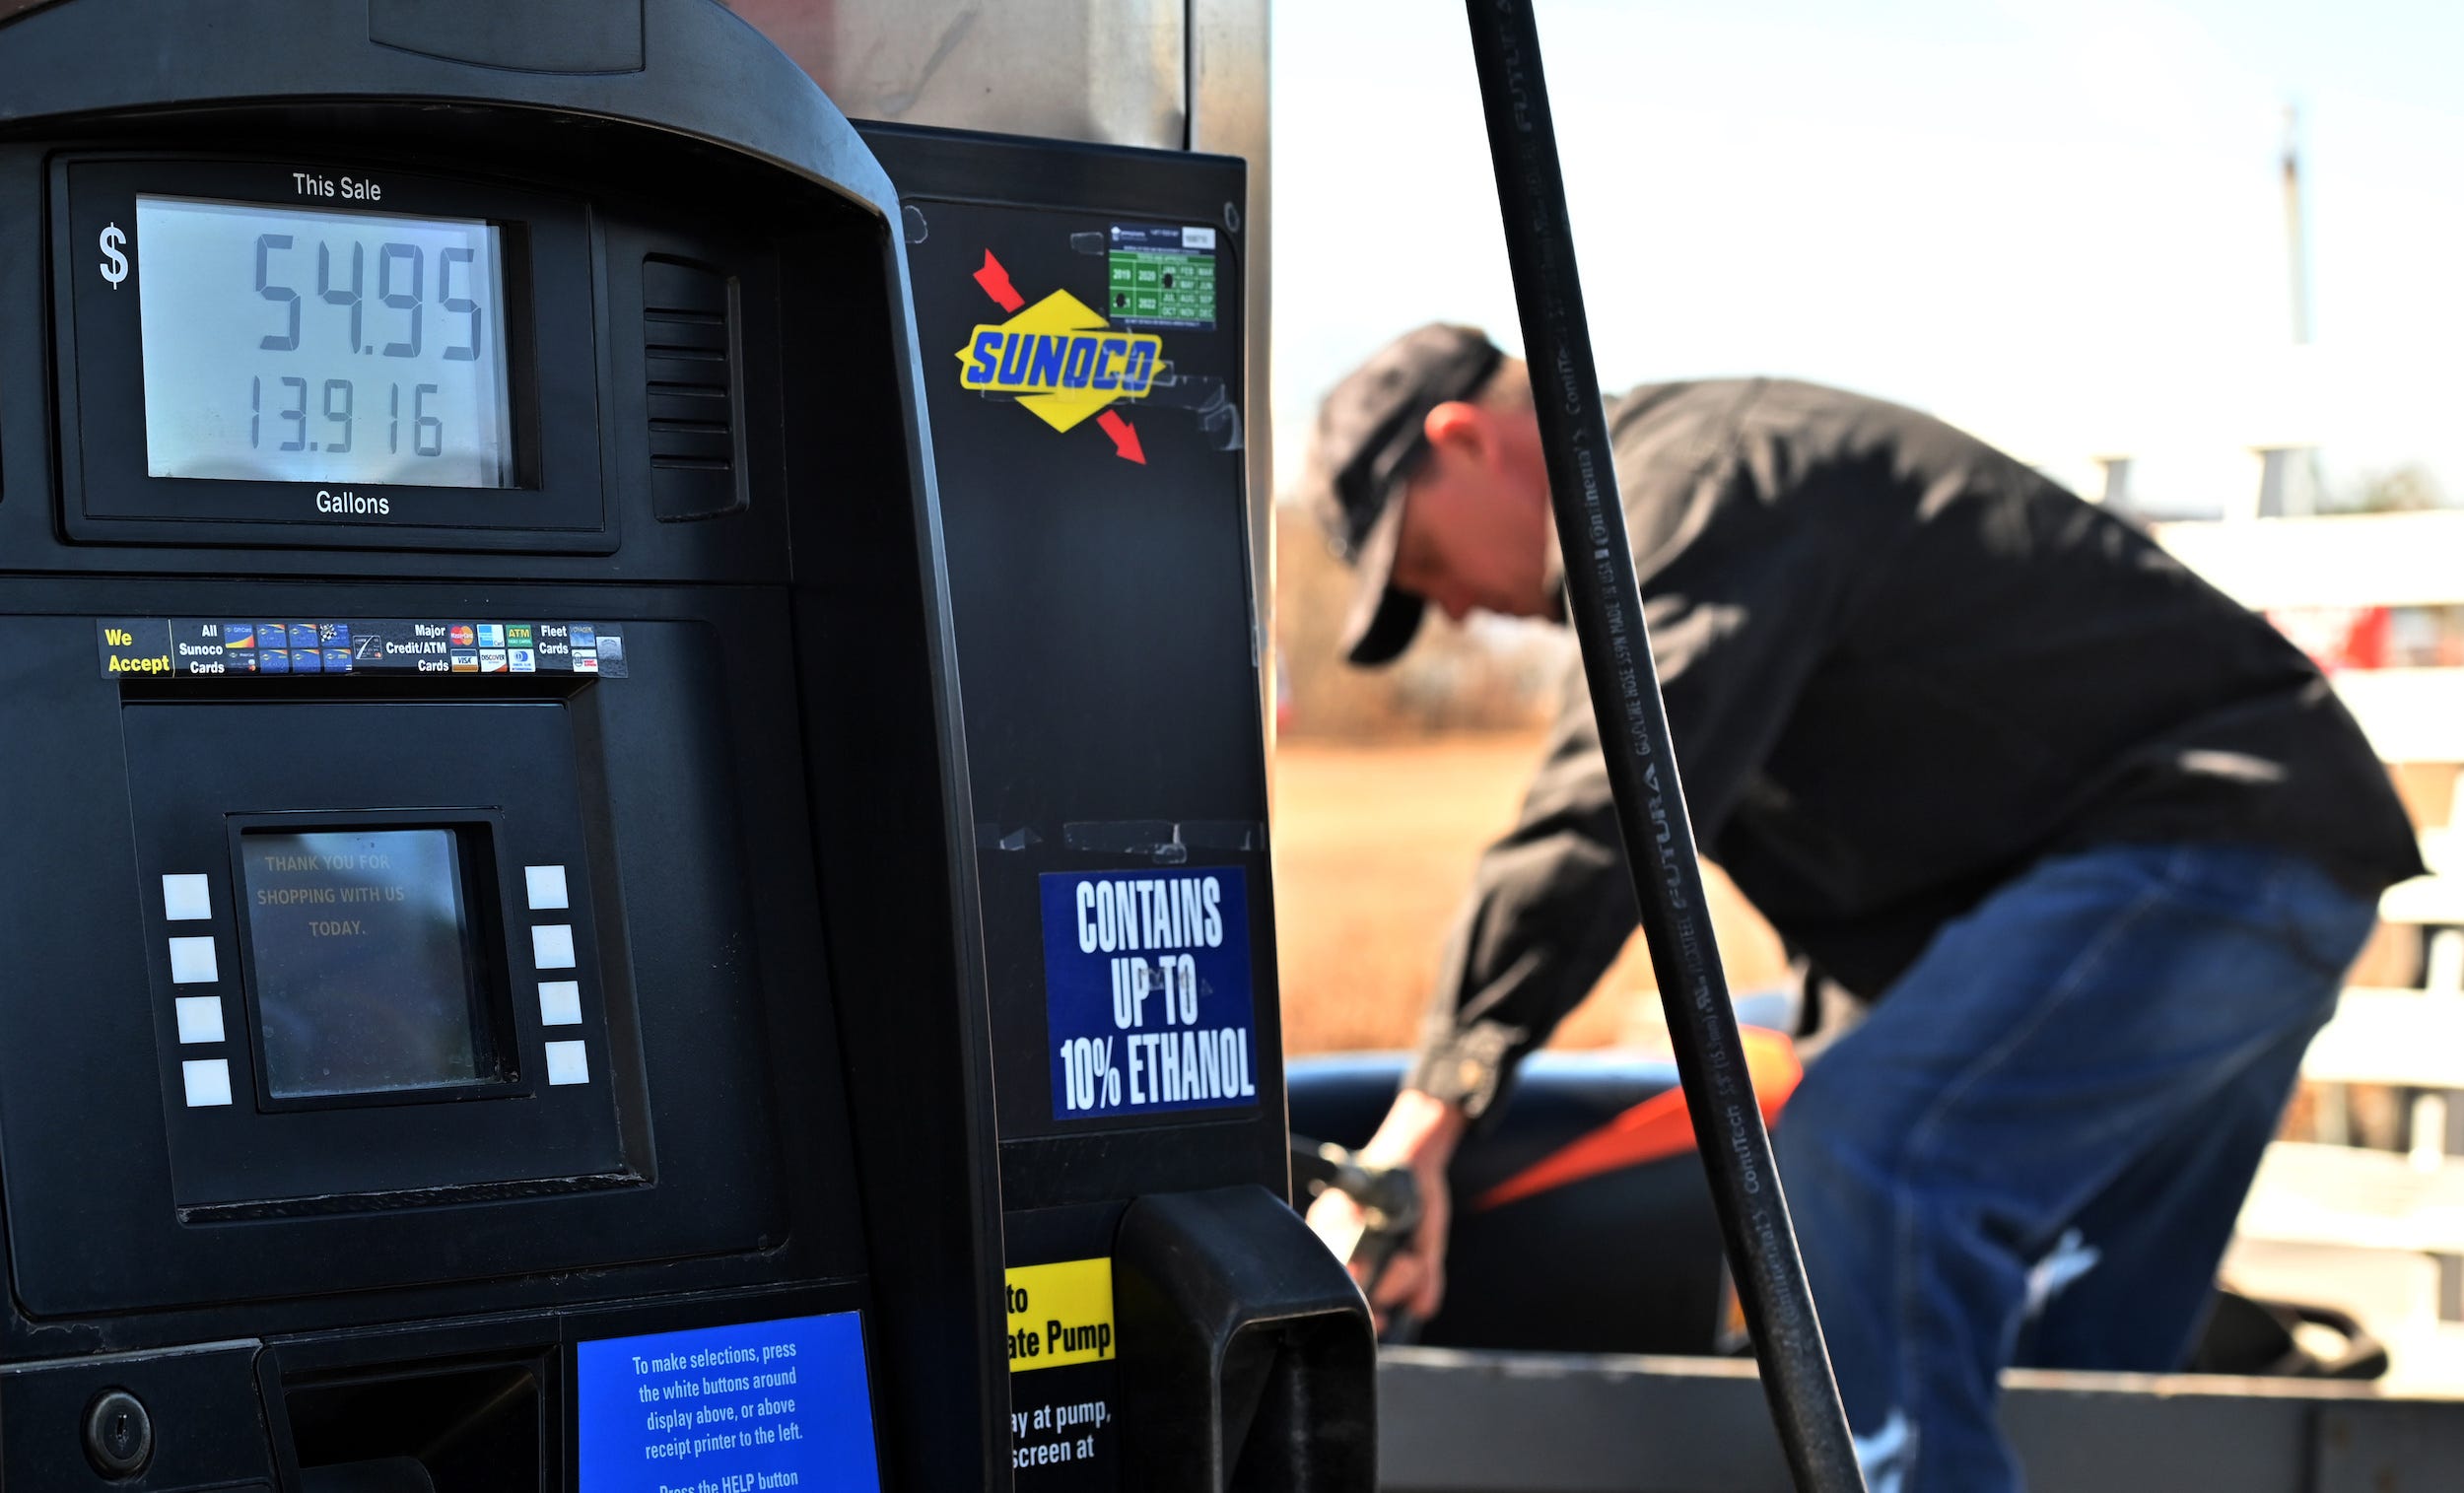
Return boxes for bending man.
[1297,324,2422,1493]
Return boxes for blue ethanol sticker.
[1039,868,1258,1121]
[575,1312,880,1493]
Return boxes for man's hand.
[1305,1088,1468,1329]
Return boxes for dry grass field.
[1269,732,2430,1061]
[1269,730,1793,1055]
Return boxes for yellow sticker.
[1005,1256,1115,1373]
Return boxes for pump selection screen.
[240,828,492,1098]
[133,195,513,487]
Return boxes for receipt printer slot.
[280,1353,548,1493]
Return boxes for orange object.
[1474,1027,1804,1211]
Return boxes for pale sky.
[1269,0,2464,516]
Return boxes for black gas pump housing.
[0,3,1006,1490]
[858,123,1375,1491]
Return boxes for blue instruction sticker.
[1040,868,1258,1121]
[576,1312,880,1493]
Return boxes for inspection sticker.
[1105,223,1217,330]
[1039,867,1257,1121]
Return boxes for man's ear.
[1423,399,1486,457]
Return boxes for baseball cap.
[1297,324,1503,666]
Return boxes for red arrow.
[1097,410,1145,464]
[973,250,1025,312]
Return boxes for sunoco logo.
[955,250,1154,462]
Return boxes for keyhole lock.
[83,1388,154,1479]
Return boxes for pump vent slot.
[642,256,745,521]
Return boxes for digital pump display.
[240,828,497,1099]
[133,195,513,487]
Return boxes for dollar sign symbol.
[98,223,127,289]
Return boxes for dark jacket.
[1405,377,2426,1119]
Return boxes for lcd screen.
[134,195,513,486]
[240,828,493,1099]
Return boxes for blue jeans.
[1772,843,2376,1493]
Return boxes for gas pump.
[853,124,1374,1491]
[0,2,1008,1489]
[726,6,1375,1483]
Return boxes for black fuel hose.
[1460,4,1868,1487]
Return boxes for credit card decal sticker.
[99,619,628,680]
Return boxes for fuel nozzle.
[1291,1136,1424,1339]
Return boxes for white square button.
[538,980,582,1026]
[182,1057,233,1107]
[163,873,212,921]
[169,935,219,984]
[531,924,577,971]
[175,995,226,1045]
[545,1040,589,1086]
[525,864,570,911]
